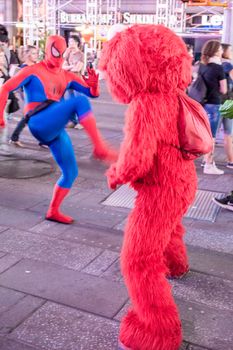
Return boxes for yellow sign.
[188,0,228,6]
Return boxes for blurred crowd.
[0,24,98,146]
[187,40,233,175]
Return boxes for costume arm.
[107,97,158,188]
[0,66,32,126]
[66,68,99,98]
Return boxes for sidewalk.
[0,82,232,350]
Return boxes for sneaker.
[9,140,25,148]
[74,123,84,130]
[226,162,233,169]
[203,162,224,175]
[212,192,233,211]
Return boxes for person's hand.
[82,67,99,90]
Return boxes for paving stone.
[82,250,119,276]
[0,295,44,335]
[185,228,233,254]
[177,298,233,350]
[59,225,122,252]
[0,226,7,234]
[0,286,24,314]
[0,229,102,271]
[114,300,130,321]
[66,206,127,229]
[0,259,128,318]
[101,259,123,282]
[188,346,209,350]
[0,254,21,274]
[0,187,47,210]
[0,206,43,230]
[188,245,233,281]
[0,338,41,350]
[0,252,6,259]
[29,202,126,229]
[114,218,127,231]
[29,221,69,237]
[171,271,233,312]
[0,229,44,256]
[10,302,119,350]
[198,173,233,193]
[27,240,102,271]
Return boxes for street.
[0,81,232,350]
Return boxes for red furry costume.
[99,25,197,350]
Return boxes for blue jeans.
[204,104,221,138]
[221,117,233,135]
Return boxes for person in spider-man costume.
[0,35,117,224]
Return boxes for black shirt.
[199,63,225,104]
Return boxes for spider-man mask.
[45,35,67,69]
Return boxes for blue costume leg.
[28,94,92,144]
[49,129,78,189]
[46,130,78,224]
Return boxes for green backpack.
[219,100,233,119]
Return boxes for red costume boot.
[80,114,118,163]
[46,184,73,224]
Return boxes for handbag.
[219,100,233,119]
[176,90,213,160]
[187,73,207,105]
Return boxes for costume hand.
[93,142,119,164]
[106,164,119,190]
[82,68,99,90]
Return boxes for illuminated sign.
[60,11,175,25]
[201,14,223,26]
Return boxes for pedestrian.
[63,35,84,129]
[9,45,39,147]
[220,43,233,168]
[0,35,117,224]
[199,40,227,174]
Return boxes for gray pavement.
[0,81,232,350]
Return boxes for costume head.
[99,25,192,104]
[45,35,67,69]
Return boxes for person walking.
[63,35,84,129]
[9,45,38,147]
[220,43,233,168]
[200,40,227,174]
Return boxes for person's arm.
[106,95,158,189]
[218,65,227,95]
[70,60,84,74]
[62,50,73,71]
[229,69,233,81]
[0,66,32,126]
[66,67,99,98]
[220,79,227,95]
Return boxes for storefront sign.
[201,14,223,26]
[60,11,167,25]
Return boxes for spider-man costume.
[0,35,116,224]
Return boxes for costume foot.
[46,210,74,224]
[118,340,133,350]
